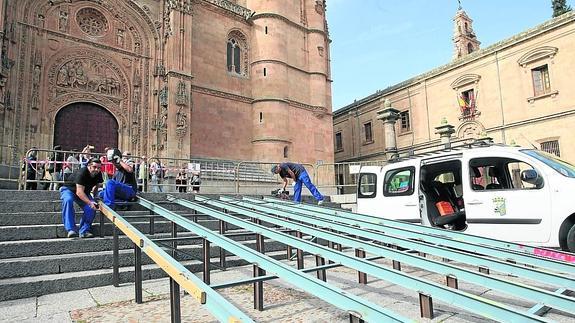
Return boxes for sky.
[326,0,575,111]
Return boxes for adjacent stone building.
[0,0,333,165]
[334,7,575,164]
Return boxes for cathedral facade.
[333,8,575,164]
[0,0,333,165]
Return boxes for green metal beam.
[173,196,550,323]
[241,197,575,289]
[206,196,575,314]
[260,197,575,274]
[144,197,408,323]
[98,202,253,323]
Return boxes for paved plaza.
[1,254,574,323]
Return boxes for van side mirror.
[521,169,543,188]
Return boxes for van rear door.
[379,162,420,223]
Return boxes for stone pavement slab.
[0,297,36,322]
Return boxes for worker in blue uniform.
[100,148,138,209]
[59,158,103,238]
[272,162,324,205]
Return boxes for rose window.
[76,8,108,36]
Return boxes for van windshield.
[522,150,575,178]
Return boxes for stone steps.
[0,191,296,302]
[0,250,286,301]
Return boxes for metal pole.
[170,278,181,323]
[296,231,304,270]
[134,242,143,304]
[254,219,265,311]
[112,226,119,287]
[203,239,210,284]
[219,219,226,268]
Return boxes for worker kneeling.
[100,148,138,209]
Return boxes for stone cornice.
[166,70,194,81]
[251,138,292,144]
[191,85,330,115]
[199,0,252,23]
[18,22,152,60]
[192,85,252,104]
[252,13,327,37]
[334,11,575,117]
[251,59,327,79]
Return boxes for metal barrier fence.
[234,161,314,196]
[8,145,396,201]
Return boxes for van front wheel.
[567,225,575,253]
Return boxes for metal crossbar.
[246,197,575,289]
[173,196,551,322]
[153,196,409,322]
[262,197,575,273]
[211,196,575,315]
[98,202,253,323]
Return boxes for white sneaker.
[317,200,324,206]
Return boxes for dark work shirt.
[113,160,138,191]
[278,162,305,179]
[64,167,103,196]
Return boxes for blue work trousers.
[293,170,323,203]
[100,179,136,208]
[59,186,95,234]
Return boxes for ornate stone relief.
[175,80,189,148]
[54,59,121,98]
[203,0,252,19]
[76,7,109,36]
[315,0,325,15]
[457,121,485,140]
[58,9,69,33]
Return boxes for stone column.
[376,99,400,160]
[435,119,456,149]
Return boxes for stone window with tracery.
[227,30,248,77]
[76,8,109,36]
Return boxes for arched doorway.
[54,103,119,152]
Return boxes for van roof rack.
[388,137,499,163]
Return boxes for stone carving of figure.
[176,81,187,106]
[134,42,141,53]
[73,61,87,88]
[0,77,6,104]
[31,65,41,109]
[176,107,187,130]
[59,11,68,32]
[116,29,125,48]
[159,105,168,129]
[37,14,45,29]
[159,86,168,107]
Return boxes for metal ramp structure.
[100,195,575,323]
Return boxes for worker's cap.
[271,165,279,174]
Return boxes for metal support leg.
[419,293,434,319]
[286,231,293,259]
[479,266,490,275]
[134,242,143,304]
[392,259,402,271]
[315,255,326,282]
[170,278,181,323]
[349,314,365,323]
[112,226,119,287]
[219,220,226,268]
[254,223,265,311]
[446,275,458,289]
[203,239,210,284]
[171,222,178,258]
[296,231,304,270]
[99,210,104,238]
[327,239,335,264]
[149,215,155,235]
[355,249,367,284]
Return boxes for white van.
[356,143,575,252]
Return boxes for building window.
[541,140,560,157]
[283,146,289,158]
[467,43,474,54]
[458,88,476,118]
[531,65,551,96]
[399,110,411,133]
[227,30,248,77]
[335,132,343,151]
[363,122,373,143]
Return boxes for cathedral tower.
[452,3,480,59]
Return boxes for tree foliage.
[552,0,572,17]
